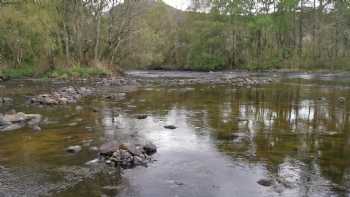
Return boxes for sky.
[162,0,191,10]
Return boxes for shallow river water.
[0,72,350,197]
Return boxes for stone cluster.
[0,111,42,132]
[99,142,157,169]
[28,86,93,105]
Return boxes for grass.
[1,65,35,79]
[0,64,110,79]
[46,65,109,79]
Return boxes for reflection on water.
[0,76,350,196]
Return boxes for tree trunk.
[298,0,304,58]
[94,4,102,63]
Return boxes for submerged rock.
[164,125,177,130]
[257,179,274,187]
[136,114,148,120]
[143,142,157,155]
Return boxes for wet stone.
[65,145,82,153]
[143,142,157,155]
[164,125,177,130]
[32,125,42,132]
[75,105,83,111]
[257,179,274,187]
[338,97,346,103]
[28,86,94,106]
[0,112,42,132]
[99,142,157,169]
[0,97,13,104]
[136,114,148,119]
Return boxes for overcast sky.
[163,0,191,10]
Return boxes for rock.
[102,185,121,191]
[0,97,13,104]
[89,146,99,151]
[0,123,24,132]
[99,141,119,156]
[231,133,247,140]
[85,158,100,165]
[143,142,157,155]
[104,93,126,101]
[318,97,326,101]
[26,114,42,126]
[76,118,83,122]
[85,126,94,132]
[105,160,113,165]
[29,86,94,106]
[0,112,42,132]
[66,145,82,153]
[68,122,78,127]
[257,179,274,187]
[237,118,249,122]
[32,125,41,132]
[164,125,177,130]
[127,144,143,156]
[82,139,93,147]
[99,141,156,169]
[136,114,148,119]
[75,105,83,111]
[338,97,346,103]
[174,181,185,186]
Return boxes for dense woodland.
[0,0,350,78]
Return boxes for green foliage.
[0,3,56,68]
[47,65,108,79]
[1,0,350,75]
[1,65,35,79]
[185,20,226,71]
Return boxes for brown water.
[0,73,350,197]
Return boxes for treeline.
[0,0,350,78]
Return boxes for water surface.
[0,73,349,197]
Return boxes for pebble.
[65,145,82,153]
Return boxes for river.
[0,71,349,197]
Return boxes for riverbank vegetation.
[0,0,349,78]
